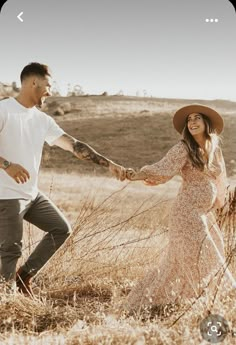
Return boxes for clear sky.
[0,0,236,100]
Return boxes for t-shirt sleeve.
[140,141,188,184]
[45,116,65,146]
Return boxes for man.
[0,62,126,296]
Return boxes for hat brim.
[173,104,224,134]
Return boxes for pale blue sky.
[0,0,236,100]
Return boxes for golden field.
[0,96,236,344]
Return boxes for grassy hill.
[41,95,236,177]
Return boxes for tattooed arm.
[52,133,126,180]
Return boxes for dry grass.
[0,172,235,344]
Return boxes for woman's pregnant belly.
[173,179,218,215]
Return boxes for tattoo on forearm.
[73,141,110,167]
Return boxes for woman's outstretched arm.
[126,141,188,185]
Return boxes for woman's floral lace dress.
[126,141,235,311]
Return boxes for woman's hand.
[126,168,136,180]
[126,168,147,181]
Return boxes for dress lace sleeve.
[140,141,188,184]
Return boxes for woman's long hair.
[181,113,221,171]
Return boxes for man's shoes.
[16,267,34,297]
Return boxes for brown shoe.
[16,267,34,297]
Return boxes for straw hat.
[173,104,224,134]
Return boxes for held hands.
[126,168,142,180]
[109,163,156,185]
[126,168,157,185]
[125,168,156,185]
[4,163,30,184]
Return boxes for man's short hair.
[20,62,51,83]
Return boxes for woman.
[125,104,235,312]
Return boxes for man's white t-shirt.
[0,97,65,200]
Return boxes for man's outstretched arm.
[53,133,126,180]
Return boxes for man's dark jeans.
[0,191,72,281]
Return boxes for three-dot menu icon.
[205,18,219,23]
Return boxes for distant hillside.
[43,95,236,117]
[40,95,236,177]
